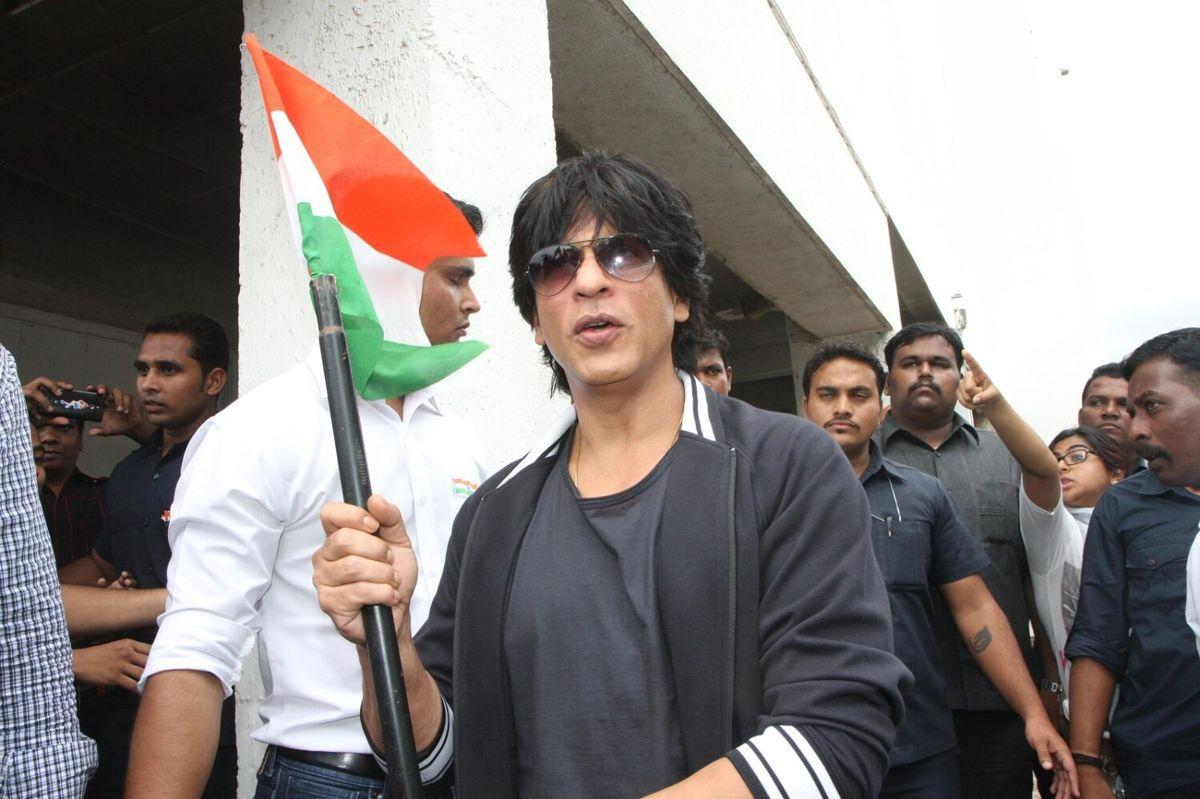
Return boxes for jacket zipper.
[724,446,737,749]
[452,490,489,791]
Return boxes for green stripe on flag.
[298,202,487,399]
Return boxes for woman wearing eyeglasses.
[957,353,1126,717]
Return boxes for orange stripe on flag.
[244,34,283,157]
[243,33,485,270]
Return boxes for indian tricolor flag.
[244,33,486,399]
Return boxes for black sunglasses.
[526,233,659,296]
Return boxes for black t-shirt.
[504,429,687,797]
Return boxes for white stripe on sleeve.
[417,696,454,783]
[735,725,841,799]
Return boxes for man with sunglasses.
[314,152,909,798]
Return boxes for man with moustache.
[314,153,907,799]
[1067,328,1200,798]
[875,322,1043,799]
[804,342,1077,799]
[31,416,107,568]
[59,312,235,798]
[1077,364,1137,471]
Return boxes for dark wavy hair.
[508,152,711,395]
[679,326,731,375]
[1049,425,1127,477]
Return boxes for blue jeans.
[254,748,386,799]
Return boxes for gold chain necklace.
[570,426,680,492]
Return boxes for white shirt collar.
[303,344,441,417]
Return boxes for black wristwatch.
[1072,752,1118,777]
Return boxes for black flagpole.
[310,273,423,799]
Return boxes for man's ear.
[532,311,545,347]
[204,367,228,398]
[726,366,734,386]
[801,396,809,419]
[673,294,690,324]
[883,372,893,398]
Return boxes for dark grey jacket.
[414,375,909,798]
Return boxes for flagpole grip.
[310,274,424,799]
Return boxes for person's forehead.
[1085,375,1127,398]
[137,332,197,363]
[1051,435,1088,453]
[697,348,725,367]
[894,335,955,360]
[428,256,474,273]
[1129,357,1198,398]
[35,418,76,433]
[563,214,614,242]
[813,357,877,388]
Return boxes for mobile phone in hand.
[39,386,104,422]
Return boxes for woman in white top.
[1025,426,1127,699]
[956,353,1127,706]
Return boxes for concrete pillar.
[236,1,560,792]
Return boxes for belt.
[272,745,385,780]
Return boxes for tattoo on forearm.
[968,626,992,654]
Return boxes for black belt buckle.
[273,745,386,780]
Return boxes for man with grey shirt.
[875,322,1042,799]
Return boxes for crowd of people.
[2,152,1198,799]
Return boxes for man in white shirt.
[127,200,488,797]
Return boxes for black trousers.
[953,709,1033,799]
[880,749,960,799]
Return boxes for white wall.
[622,0,901,330]
[236,0,561,792]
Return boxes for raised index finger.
[961,349,988,382]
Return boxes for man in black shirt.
[1067,328,1200,798]
[59,313,235,798]
[32,416,107,568]
[805,342,1076,798]
[875,322,1047,799]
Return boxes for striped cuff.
[728,725,840,799]
[365,694,454,785]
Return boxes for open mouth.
[573,314,621,345]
